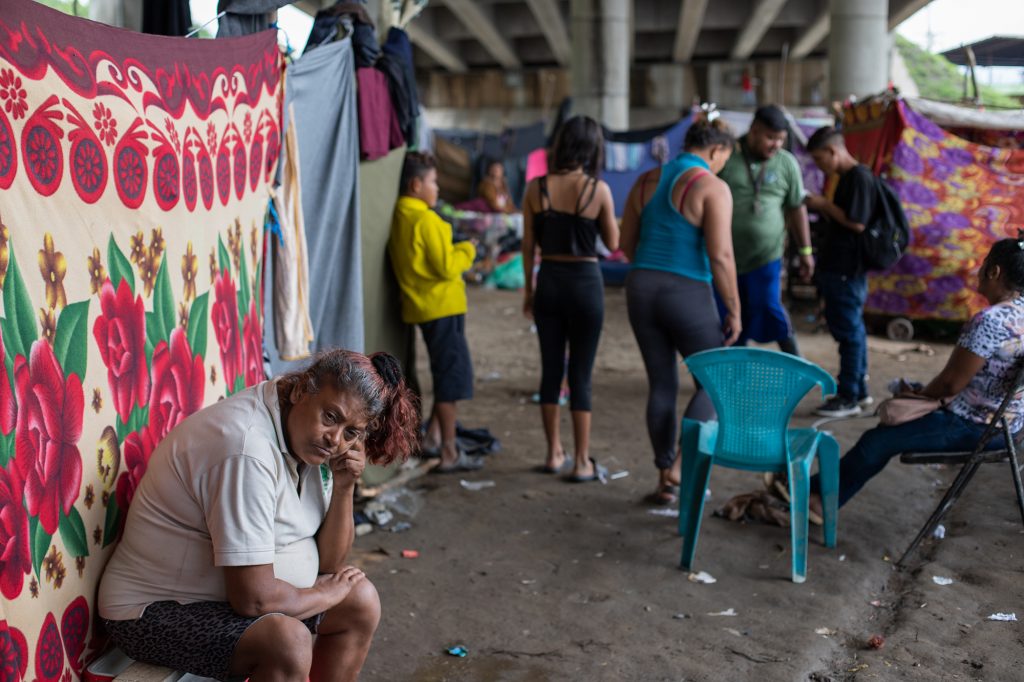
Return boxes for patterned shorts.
[103,601,321,682]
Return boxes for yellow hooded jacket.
[388,196,477,324]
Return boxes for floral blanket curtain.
[845,98,1024,322]
[0,1,282,679]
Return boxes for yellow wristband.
[798,246,813,256]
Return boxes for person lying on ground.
[389,152,483,472]
[619,116,741,505]
[98,349,419,682]
[809,238,1024,516]
[521,115,619,482]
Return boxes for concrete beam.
[442,0,521,69]
[672,0,709,63]
[729,0,788,60]
[888,0,932,30]
[525,0,571,66]
[406,22,468,73]
[790,5,830,59]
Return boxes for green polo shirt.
[719,137,805,274]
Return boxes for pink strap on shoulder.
[677,169,710,213]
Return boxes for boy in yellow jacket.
[389,152,483,472]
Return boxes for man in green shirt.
[717,105,814,355]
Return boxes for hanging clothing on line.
[378,27,420,146]
[304,2,380,66]
[142,0,192,36]
[216,0,289,37]
[271,106,314,361]
[604,140,645,172]
[267,37,364,375]
[357,67,404,161]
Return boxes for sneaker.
[815,396,862,418]
[858,395,875,408]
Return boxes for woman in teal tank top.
[620,118,742,505]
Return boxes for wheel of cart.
[885,316,915,341]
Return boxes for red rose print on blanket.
[0,326,15,435]
[149,328,205,442]
[212,270,242,390]
[242,301,263,387]
[93,278,150,424]
[13,341,83,536]
[115,427,156,514]
[0,466,30,599]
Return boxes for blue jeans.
[817,271,867,400]
[811,410,999,507]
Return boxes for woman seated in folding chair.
[810,238,1024,515]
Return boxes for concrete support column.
[828,0,889,102]
[570,0,630,130]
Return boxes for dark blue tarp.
[602,116,693,216]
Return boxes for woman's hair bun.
[370,352,403,388]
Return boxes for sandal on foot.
[565,457,607,483]
[644,483,679,506]
[533,457,573,475]
[432,451,485,474]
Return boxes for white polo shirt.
[98,380,332,620]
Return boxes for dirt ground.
[355,286,1024,682]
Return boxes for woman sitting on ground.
[477,160,517,213]
[619,116,741,505]
[811,238,1024,513]
[521,115,620,481]
[98,349,419,682]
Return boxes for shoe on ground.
[858,395,874,408]
[815,396,862,418]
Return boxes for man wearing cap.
[717,105,814,356]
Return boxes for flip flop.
[565,457,607,483]
[533,457,573,474]
[432,451,485,474]
[644,483,680,506]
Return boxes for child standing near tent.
[389,152,484,472]
[521,115,620,482]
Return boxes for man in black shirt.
[806,127,877,417]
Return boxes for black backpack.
[861,176,910,271]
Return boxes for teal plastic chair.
[679,347,840,583]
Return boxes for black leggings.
[626,269,723,470]
[533,260,604,411]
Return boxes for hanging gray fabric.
[216,0,290,37]
[265,37,364,375]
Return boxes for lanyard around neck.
[741,140,767,201]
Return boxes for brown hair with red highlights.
[277,349,419,466]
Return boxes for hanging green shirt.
[719,136,806,274]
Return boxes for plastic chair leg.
[787,458,812,583]
[678,419,713,570]
[817,433,840,548]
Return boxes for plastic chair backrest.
[685,348,837,469]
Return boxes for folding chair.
[897,362,1024,566]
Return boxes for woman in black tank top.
[521,116,620,482]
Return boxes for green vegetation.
[895,34,1021,108]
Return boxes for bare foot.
[570,457,594,480]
